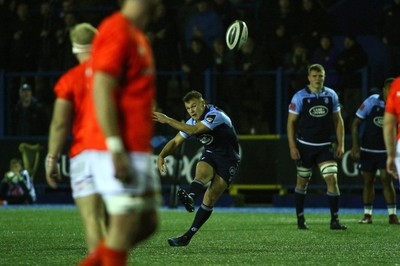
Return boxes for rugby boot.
[358,214,372,224]
[168,235,191,247]
[389,214,400,224]
[330,220,347,230]
[177,188,195,212]
[297,217,309,230]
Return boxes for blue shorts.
[296,142,335,169]
[358,150,386,173]
[199,150,240,186]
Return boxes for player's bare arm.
[333,111,345,159]
[157,133,185,174]
[94,71,120,137]
[287,112,300,160]
[46,99,73,188]
[350,117,362,160]
[153,111,210,136]
[94,71,131,182]
[383,112,398,178]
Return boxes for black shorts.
[199,150,240,186]
[358,150,386,173]
[296,141,335,169]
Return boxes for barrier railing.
[0,67,369,138]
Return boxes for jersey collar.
[199,105,211,121]
[306,86,325,94]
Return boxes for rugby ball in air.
[225,20,248,50]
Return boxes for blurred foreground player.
[154,90,240,246]
[351,78,399,224]
[287,64,347,230]
[78,1,162,265]
[45,23,107,254]
[384,77,400,191]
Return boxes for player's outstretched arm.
[153,111,209,136]
[46,99,73,188]
[157,133,185,175]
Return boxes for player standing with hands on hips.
[384,77,400,188]
[78,1,162,265]
[287,64,347,230]
[351,78,399,224]
[153,90,240,246]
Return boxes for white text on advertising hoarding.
[60,148,203,183]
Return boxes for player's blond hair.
[308,64,325,74]
[69,23,97,45]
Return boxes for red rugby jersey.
[385,77,400,140]
[88,12,155,152]
[54,61,106,157]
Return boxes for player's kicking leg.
[168,174,227,247]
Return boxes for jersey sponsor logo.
[229,166,238,177]
[205,115,216,123]
[309,105,328,117]
[289,103,296,111]
[373,116,384,127]
[199,134,214,145]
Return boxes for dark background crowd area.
[1,0,400,136]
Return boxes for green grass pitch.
[1,206,399,265]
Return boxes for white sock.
[364,205,373,215]
[387,205,396,216]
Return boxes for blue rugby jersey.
[288,86,340,145]
[180,105,240,159]
[355,94,386,151]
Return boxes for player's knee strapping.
[103,194,144,215]
[297,166,312,179]
[320,163,338,178]
[141,194,162,211]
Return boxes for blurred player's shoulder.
[295,87,311,97]
[97,12,136,34]
[54,61,88,97]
